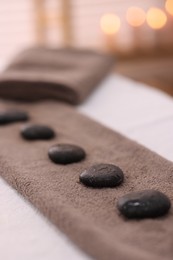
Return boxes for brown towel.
[0,100,172,260]
[0,47,114,104]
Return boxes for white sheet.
[0,73,173,260]
[79,75,173,161]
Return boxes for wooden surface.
[117,54,173,96]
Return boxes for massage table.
[0,59,173,259]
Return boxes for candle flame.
[100,14,120,35]
[126,7,146,27]
[146,8,167,30]
[165,0,173,16]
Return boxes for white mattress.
[0,73,173,260]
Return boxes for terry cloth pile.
[0,48,173,260]
[0,47,114,104]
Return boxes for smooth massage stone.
[0,109,29,125]
[21,125,55,140]
[117,190,171,219]
[80,163,124,188]
[48,144,86,164]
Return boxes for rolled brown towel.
[0,100,172,260]
[0,47,114,104]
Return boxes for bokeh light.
[146,8,167,30]
[165,0,173,16]
[100,14,120,35]
[126,7,146,27]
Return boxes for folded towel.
[0,48,114,104]
[0,100,172,260]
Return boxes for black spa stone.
[117,190,171,219]
[21,125,55,140]
[80,163,124,188]
[0,109,29,125]
[48,144,86,164]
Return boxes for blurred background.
[0,0,173,94]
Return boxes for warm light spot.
[126,7,146,27]
[165,0,173,16]
[146,8,167,30]
[100,14,120,35]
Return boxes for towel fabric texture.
[0,100,172,260]
[0,48,114,104]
